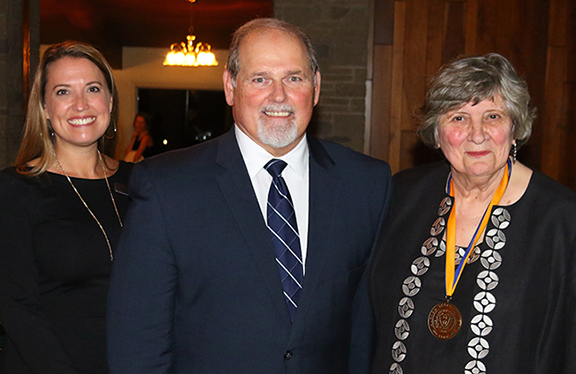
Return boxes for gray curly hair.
[417,53,536,148]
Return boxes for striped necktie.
[264,159,304,322]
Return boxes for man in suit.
[107,18,391,374]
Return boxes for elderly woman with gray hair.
[369,53,576,373]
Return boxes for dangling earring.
[104,122,117,140]
[511,141,517,164]
[47,119,55,137]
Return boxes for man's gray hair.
[226,18,320,86]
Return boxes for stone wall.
[0,0,39,169]
[274,0,371,152]
[0,0,23,168]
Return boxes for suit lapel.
[292,138,341,324]
[215,130,292,327]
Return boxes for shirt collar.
[235,125,308,179]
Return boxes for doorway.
[137,88,233,156]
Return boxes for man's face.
[223,29,321,156]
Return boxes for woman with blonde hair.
[0,41,132,373]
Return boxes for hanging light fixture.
[163,0,218,67]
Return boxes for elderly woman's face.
[438,94,514,179]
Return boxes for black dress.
[369,161,576,373]
[0,162,132,374]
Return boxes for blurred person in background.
[124,112,152,163]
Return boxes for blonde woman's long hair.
[15,41,119,175]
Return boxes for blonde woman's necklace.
[54,150,123,261]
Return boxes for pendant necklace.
[54,150,123,261]
[427,158,512,339]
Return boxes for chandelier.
[163,0,218,67]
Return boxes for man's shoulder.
[141,133,229,173]
[311,138,391,173]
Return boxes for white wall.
[41,44,228,159]
[115,47,228,158]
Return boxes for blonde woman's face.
[43,57,112,151]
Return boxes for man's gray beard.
[257,117,298,149]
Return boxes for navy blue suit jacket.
[107,130,391,374]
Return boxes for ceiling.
[40,0,273,68]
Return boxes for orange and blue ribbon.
[444,158,512,298]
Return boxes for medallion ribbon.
[444,158,512,298]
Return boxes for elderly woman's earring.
[512,142,517,164]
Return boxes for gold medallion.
[427,302,462,340]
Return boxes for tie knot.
[264,159,287,178]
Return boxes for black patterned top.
[369,161,576,374]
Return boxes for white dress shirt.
[235,125,310,268]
